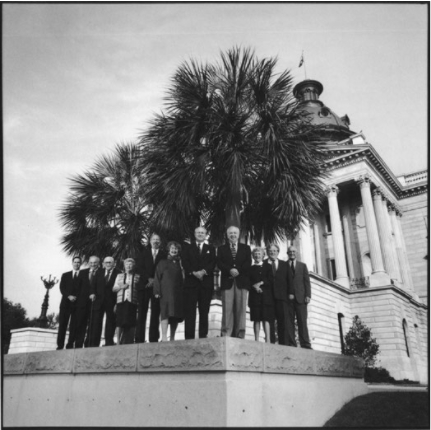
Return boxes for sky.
[3,3,428,318]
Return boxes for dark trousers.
[57,303,75,349]
[136,289,160,343]
[87,299,117,347]
[73,304,90,348]
[286,299,311,348]
[274,300,288,345]
[184,286,213,339]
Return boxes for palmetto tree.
[60,143,151,264]
[140,47,327,245]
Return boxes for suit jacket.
[59,271,82,308]
[77,268,99,308]
[287,260,311,304]
[135,246,167,291]
[182,242,216,289]
[265,259,290,302]
[217,242,252,290]
[90,267,121,310]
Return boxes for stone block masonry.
[4,337,367,427]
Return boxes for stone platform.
[4,337,367,427]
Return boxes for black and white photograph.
[3,3,428,428]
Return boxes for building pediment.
[323,135,427,200]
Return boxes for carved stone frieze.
[24,350,74,374]
[226,338,264,371]
[6,338,365,379]
[264,344,315,375]
[4,353,27,374]
[315,354,363,378]
[138,339,225,372]
[74,344,137,373]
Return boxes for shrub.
[343,315,380,367]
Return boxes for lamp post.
[37,275,58,328]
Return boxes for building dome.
[293,79,354,142]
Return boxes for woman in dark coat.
[248,247,274,342]
[154,241,184,341]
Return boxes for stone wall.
[399,193,428,303]
[4,337,367,427]
[350,286,427,383]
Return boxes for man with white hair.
[88,256,121,347]
[217,226,251,338]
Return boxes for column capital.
[325,184,339,196]
[395,206,403,217]
[372,187,384,199]
[357,174,372,189]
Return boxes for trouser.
[72,303,90,348]
[184,286,213,339]
[136,289,160,343]
[57,303,75,349]
[286,299,311,348]
[119,326,136,344]
[273,300,289,345]
[87,298,117,347]
[221,282,248,338]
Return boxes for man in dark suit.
[266,244,290,346]
[182,226,216,339]
[286,245,312,349]
[217,226,251,338]
[135,234,166,343]
[88,256,121,347]
[73,255,100,348]
[57,256,82,350]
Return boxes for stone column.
[312,222,324,275]
[325,185,349,288]
[299,219,314,271]
[391,205,414,292]
[388,204,404,282]
[372,188,398,282]
[357,174,390,287]
[341,205,355,279]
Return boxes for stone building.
[281,79,428,383]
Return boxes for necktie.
[152,249,156,262]
[291,261,295,276]
[231,243,237,259]
[74,272,77,279]
[105,270,110,282]
[271,259,276,276]
[199,243,202,255]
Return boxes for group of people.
[56,225,312,349]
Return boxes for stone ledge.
[4,337,364,378]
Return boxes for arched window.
[402,319,410,357]
[338,313,345,354]
[414,323,422,357]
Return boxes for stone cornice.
[4,337,364,378]
[324,144,427,200]
[310,273,427,310]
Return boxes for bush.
[343,315,380,367]
[365,367,395,383]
